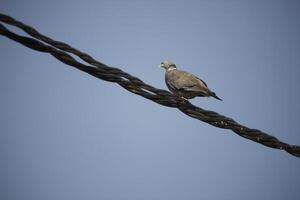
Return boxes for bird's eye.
[161,62,164,65]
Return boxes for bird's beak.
[159,63,163,68]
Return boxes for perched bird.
[160,60,222,101]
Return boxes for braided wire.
[0,13,299,158]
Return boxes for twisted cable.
[0,13,299,157]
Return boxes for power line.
[0,13,299,158]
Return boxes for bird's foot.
[180,96,189,102]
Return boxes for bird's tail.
[211,92,222,101]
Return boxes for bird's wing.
[198,78,207,87]
[168,70,208,91]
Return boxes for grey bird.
[160,60,222,101]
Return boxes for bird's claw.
[180,96,189,102]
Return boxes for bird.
[160,60,222,101]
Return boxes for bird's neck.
[167,67,176,72]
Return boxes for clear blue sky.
[1,0,300,199]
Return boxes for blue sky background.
[1,0,300,199]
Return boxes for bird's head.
[160,60,177,71]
